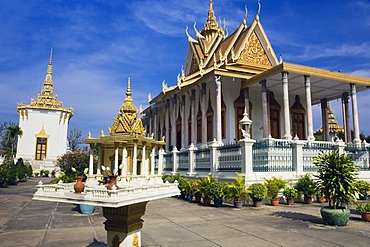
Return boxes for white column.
[209,139,219,176]
[180,95,186,150]
[165,101,170,151]
[171,147,179,175]
[89,144,94,176]
[292,136,305,175]
[133,142,138,175]
[191,90,196,145]
[342,93,351,143]
[148,110,153,136]
[122,144,127,175]
[142,143,147,175]
[282,72,292,140]
[261,80,269,138]
[350,83,361,145]
[215,76,222,144]
[187,143,196,176]
[158,148,164,175]
[97,146,102,175]
[201,83,207,144]
[239,138,256,179]
[153,109,158,140]
[304,75,314,141]
[114,144,119,175]
[150,145,155,175]
[171,97,177,149]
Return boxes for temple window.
[291,95,306,139]
[269,92,281,139]
[206,96,214,141]
[35,137,47,160]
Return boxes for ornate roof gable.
[17,49,73,117]
[110,78,146,136]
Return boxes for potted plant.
[186,180,199,202]
[71,167,89,193]
[247,183,267,207]
[207,182,227,207]
[198,176,216,206]
[283,186,298,205]
[264,176,287,206]
[178,176,189,199]
[295,174,316,204]
[354,180,370,200]
[227,173,248,208]
[356,202,370,222]
[314,150,359,226]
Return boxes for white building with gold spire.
[16,50,73,172]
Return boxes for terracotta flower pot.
[286,197,294,205]
[253,200,263,207]
[74,176,85,194]
[316,196,325,203]
[270,198,279,206]
[304,196,313,204]
[360,212,370,222]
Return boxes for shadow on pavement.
[272,211,324,224]
[86,238,106,247]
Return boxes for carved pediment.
[237,31,271,66]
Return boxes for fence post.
[187,143,196,176]
[239,138,256,179]
[158,148,164,176]
[292,136,305,175]
[335,139,346,155]
[172,146,179,175]
[209,139,219,176]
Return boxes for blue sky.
[1,0,370,138]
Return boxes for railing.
[302,141,336,172]
[218,144,241,172]
[345,144,370,171]
[178,151,189,171]
[163,153,172,172]
[154,154,159,173]
[195,148,211,172]
[252,139,293,172]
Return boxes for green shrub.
[248,183,267,201]
[295,174,316,198]
[283,187,298,199]
[264,177,287,199]
[357,202,370,213]
[354,180,370,197]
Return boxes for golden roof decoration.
[110,78,146,136]
[17,49,73,115]
[317,102,344,134]
[237,31,272,66]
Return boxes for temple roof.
[17,49,73,116]
[317,102,344,134]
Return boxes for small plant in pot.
[207,182,228,207]
[178,176,189,199]
[314,150,359,226]
[283,186,298,205]
[356,202,370,222]
[295,174,316,204]
[354,180,370,200]
[247,183,267,207]
[227,173,248,208]
[264,176,287,206]
[198,176,216,206]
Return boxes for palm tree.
[3,125,23,158]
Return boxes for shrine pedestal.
[103,202,148,247]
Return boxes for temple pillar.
[341,92,351,143]
[171,96,177,149]
[350,83,361,145]
[150,144,155,175]
[215,76,222,144]
[153,109,157,140]
[304,75,314,141]
[201,83,207,144]
[114,143,119,175]
[142,142,147,175]
[103,202,148,247]
[180,95,186,150]
[97,146,102,175]
[282,72,292,140]
[261,80,269,138]
[190,89,196,145]
[243,86,250,115]
[165,100,170,151]
[148,111,152,137]
[89,143,94,176]
[321,98,329,141]
[157,147,164,175]
[122,144,127,175]
[133,141,138,175]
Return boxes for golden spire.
[110,77,145,136]
[327,102,344,134]
[203,0,221,32]
[44,48,53,86]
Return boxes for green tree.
[1,124,23,158]
[68,128,84,151]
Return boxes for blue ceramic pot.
[80,204,95,214]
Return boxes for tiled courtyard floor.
[1,177,370,246]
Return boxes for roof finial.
[243,5,248,25]
[126,77,132,98]
[257,0,261,16]
[44,48,53,84]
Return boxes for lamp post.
[239,109,252,139]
